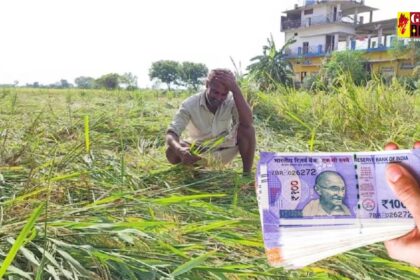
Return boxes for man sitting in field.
[165,69,255,175]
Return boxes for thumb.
[386,164,420,228]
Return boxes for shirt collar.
[199,90,207,108]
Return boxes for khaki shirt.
[167,91,239,148]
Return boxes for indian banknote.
[256,149,420,268]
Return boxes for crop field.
[0,79,419,279]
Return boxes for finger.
[184,157,196,165]
[414,141,420,149]
[384,229,420,267]
[384,142,399,150]
[187,154,201,163]
[386,163,420,228]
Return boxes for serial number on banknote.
[271,169,316,176]
[369,211,413,218]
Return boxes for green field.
[0,80,419,279]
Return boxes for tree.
[120,72,138,90]
[179,62,208,90]
[149,60,180,90]
[96,73,120,90]
[389,38,420,64]
[75,76,96,89]
[247,35,295,91]
[59,79,71,88]
[320,50,368,86]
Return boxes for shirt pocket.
[215,115,233,135]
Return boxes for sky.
[0,0,418,87]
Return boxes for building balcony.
[283,44,392,59]
[281,13,358,31]
[284,45,332,58]
[293,0,365,7]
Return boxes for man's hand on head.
[213,70,241,94]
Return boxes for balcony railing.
[283,43,393,58]
[284,45,333,57]
[294,0,365,8]
[281,12,356,31]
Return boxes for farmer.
[165,69,255,175]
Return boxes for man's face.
[316,174,346,207]
[206,80,229,108]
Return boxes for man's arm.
[166,103,201,164]
[166,102,189,158]
[166,131,183,153]
[214,70,253,127]
[213,70,255,175]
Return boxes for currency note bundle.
[256,149,420,268]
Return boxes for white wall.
[298,24,355,37]
[284,24,356,54]
[283,2,360,54]
[302,5,329,26]
[294,36,326,53]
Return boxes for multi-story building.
[281,0,415,86]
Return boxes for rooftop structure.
[281,0,413,85]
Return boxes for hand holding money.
[256,144,420,268]
[384,142,420,267]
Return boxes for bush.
[318,50,369,90]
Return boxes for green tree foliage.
[29,82,40,88]
[180,62,208,90]
[149,60,180,90]
[320,50,368,86]
[96,73,120,90]
[46,79,73,89]
[120,72,138,90]
[75,76,96,89]
[389,39,420,64]
[59,79,71,88]
[247,35,295,91]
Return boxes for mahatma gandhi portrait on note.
[302,171,351,217]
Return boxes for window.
[400,63,414,69]
[381,67,394,76]
[304,9,313,15]
[303,42,309,54]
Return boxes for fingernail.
[387,165,403,183]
